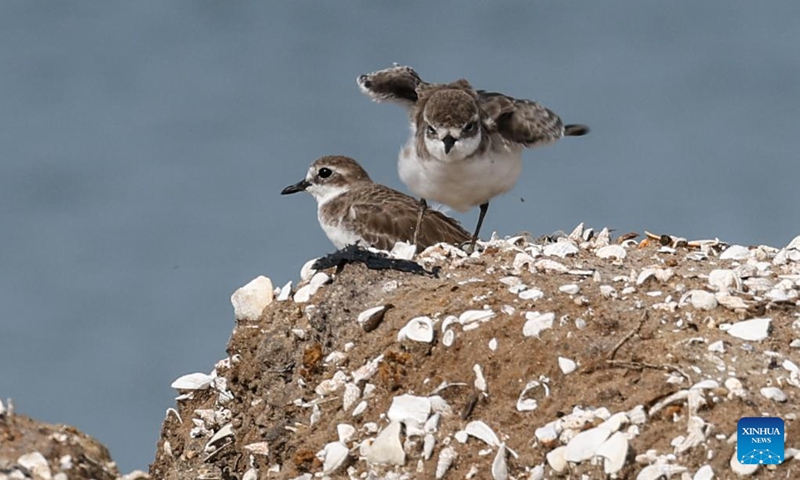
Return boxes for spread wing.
[356,65,426,109]
[343,186,471,251]
[478,91,588,147]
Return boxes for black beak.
[442,135,457,154]
[281,179,311,195]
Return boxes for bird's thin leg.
[412,198,428,246]
[470,202,490,249]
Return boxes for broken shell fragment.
[358,305,391,332]
[171,372,215,391]
[725,317,771,341]
[366,421,405,466]
[397,316,434,343]
[387,394,431,427]
[523,312,555,338]
[435,447,457,479]
[459,309,496,324]
[322,441,349,474]
[596,244,626,260]
[464,420,500,447]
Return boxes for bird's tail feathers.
[564,124,590,136]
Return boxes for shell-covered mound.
[0,400,149,480]
[151,227,800,479]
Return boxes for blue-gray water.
[1,1,798,472]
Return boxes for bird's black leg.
[412,198,428,247]
[470,202,490,249]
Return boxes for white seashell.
[519,288,544,300]
[720,244,750,260]
[309,404,321,426]
[397,316,434,343]
[543,241,579,258]
[324,351,347,365]
[545,446,568,473]
[683,290,718,310]
[690,379,719,390]
[17,452,51,480]
[600,285,617,298]
[292,285,313,303]
[315,371,347,396]
[337,423,356,444]
[435,446,457,479]
[276,281,292,301]
[564,426,612,462]
[390,241,417,260]
[171,372,214,391]
[558,357,577,375]
[529,464,545,480]
[428,395,452,415]
[535,259,568,272]
[242,468,258,480]
[488,338,498,351]
[636,268,674,285]
[729,452,758,476]
[559,284,580,295]
[459,309,495,324]
[424,412,440,434]
[322,441,349,473]
[387,394,431,427]
[243,442,270,456]
[596,244,626,260]
[358,305,389,332]
[464,420,500,447]
[726,317,771,341]
[351,401,367,417]
[499,276,522,286]
[512,252,536,273]
[491,443,508,480]
[707,340,725,353]
[715,292,748,310]
[760,386,787,402]
[442,329,455,347]
[708,269,741,292]
[366,421,405,466]
[205,423,234,453]
[637,464,688,480]
[422,433,436,460]
[342,383,361,412]
[473,364,487,392]
[454,430,469,443]
[300,258,318,281]
[523,311,555,337]
[230,276,273,321]
[693,464,714,480]
[596,431,628,474]
[309,271,330,289]
[535,420,561,443]
[351,355,383,384]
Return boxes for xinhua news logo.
[737,417,784,465]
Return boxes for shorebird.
[281,155,471,251]
[357,64,589,246]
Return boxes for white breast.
[317,210,364,249]
[398,137,523,211]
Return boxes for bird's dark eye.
[463,122,476,133]
[426,125,436,136]
[318,167,333,178]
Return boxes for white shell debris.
[473,364,487,392]
[390,241,417,260]
[546,446,568,473]
[337,423,356,444]
[596,431,628,474]
[519,288,544,300]
[435,447,457,479]
[293,272,330,303]
[276,280,292,301]
[366,421,405,466]
[358,305,389,332]
[171,372,214,391]
[596,244,626,260]
[558,284,580,295]
[459,309,496,324]
[17,452,52,480]
[342,383,361,412]
[397,316,434,343]
[687,290,718,310]
[517,380,548,412]
[488,338,498,351]
[729,452,758,475]
[543,241,579,258]
[243,442,270,456]
[693,464,714,480]
[230,276,273,321]
[708,269,741,292]
[636,268,674,285]
[558,357,577,374]
[322,441,349,474]
[725,317,771,341]
[387,394,431,428]
[205,423,234,453]
[760,386,787,402]
[523,311,555,337]
[491,443,508,480]
[719,244,750,260]
[464,420,500,447]
[564,425,612,462]
[442,329,455,347]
